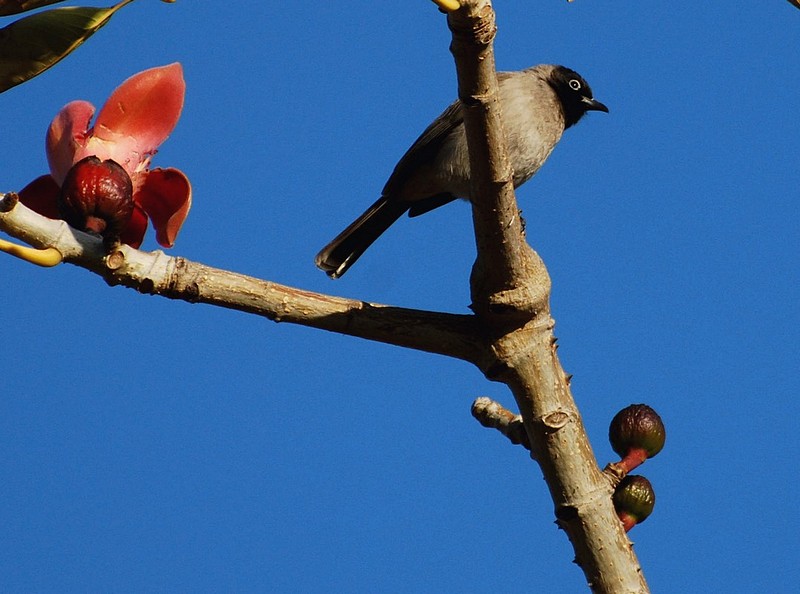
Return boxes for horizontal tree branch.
[0,192,483,363]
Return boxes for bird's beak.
[582,96,609,113]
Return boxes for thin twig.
[471,396,531,451]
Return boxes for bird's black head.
[547,66,608,129]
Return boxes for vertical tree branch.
[447,2,550,318]
[447,2,650,592]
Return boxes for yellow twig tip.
[0,238,63,267]
[432,0,460,12]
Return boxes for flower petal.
[46,100,95,185]
[91,63,185,175]
[134,167,191,248]
[17,174,61,219]
[119,203,148,249]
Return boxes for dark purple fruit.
[609,404,666,472]
[58,156,134,242]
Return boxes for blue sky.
[2,1,799,592]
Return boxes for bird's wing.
[380,72,515,200]
[381,99,464,198]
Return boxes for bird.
[315,64,608,279]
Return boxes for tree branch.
[471,396,530,450]
[0,193,482,363]
[448,2,649,592]
[448,2,550,318]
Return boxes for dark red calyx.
[58,156,134,242]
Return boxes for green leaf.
[0,1,135,93]
[0,1,67,17]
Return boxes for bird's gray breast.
[497,72,564,188]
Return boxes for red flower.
[19,63,191,248]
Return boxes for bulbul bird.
[315,64,608,279]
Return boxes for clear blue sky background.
[2,1,799,592]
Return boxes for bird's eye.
[568,79,582,91]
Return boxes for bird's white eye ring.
[569,79,582,91]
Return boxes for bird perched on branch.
[315,64,608,279]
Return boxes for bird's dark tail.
[315,197,409,279]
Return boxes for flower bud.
[613,474,655,532]
[609,404,665,472]
[58,156,134,242]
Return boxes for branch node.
[0,192,19,213]
[447,1,496,51]
[469,245,552,323]
[542,410,570,431]
[105,249,126,270]
[602,462,627,488]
